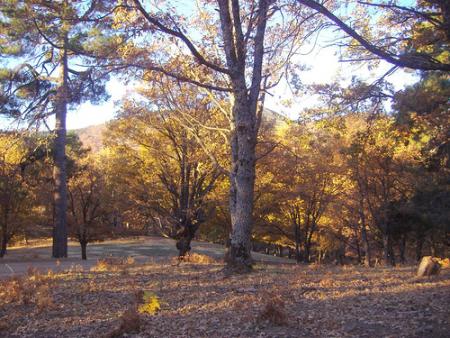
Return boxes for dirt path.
[0,237,291,278]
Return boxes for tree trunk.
[0,225,7,258]
[399,233,406,264]
[354,230,362,264]
[52,35,69,258]
[294,222,301,263]
[176,220,199,257]
[1,210,9,257]
[416,231,424,261]
[383,231,395,266]
[361,224,371,267]
[304,241,311,263]
[225,99,257,271]
[388,237,396,266]
[80,240,87,260]
[358,192,371,267]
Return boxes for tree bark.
[225,103,257,270]
[361,224,371,267]
[357,178,371,267]
[399,233,406,264]
[383,231,395,266]
[0,224,7,258]
[176,220,200,257]
[294,222,301,263]
[52,35,69,258]
[217,0,268,272]
[1,206,9,257]
[80,240,87,260]
[355,235,362,263]
[416,232,424,261]
[225,92,257,270]
[304,240,311,263]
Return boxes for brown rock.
[417,256,441,277]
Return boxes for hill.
[71,109,290,152]
[72,123,107,153]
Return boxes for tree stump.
[417,256,441,277]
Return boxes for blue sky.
[58,47,417,130]
[0,49,417,131]
[0,1,419,131]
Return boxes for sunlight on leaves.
[138,291,161,315]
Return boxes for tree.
[112,0,319,270]
[393,72,450,260]
[0,0,118,257]
[0,132,48,256]
[68,157,109,260]
[104,79,226,257]
[296,0,450,71]
[0,133,27,256]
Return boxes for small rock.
[416,256,441,277]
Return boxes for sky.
[60,47,417,130]
[0,3,419,131]
[0,48,418,131]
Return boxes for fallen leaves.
[137,291,161,315]
[0,261,449,337]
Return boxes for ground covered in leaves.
[1,255,449,338]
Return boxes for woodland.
[0,0,449,336]
[0,0,448,266]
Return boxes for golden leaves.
[137,291,161,315]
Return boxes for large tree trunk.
[80,240,87,260]
[52,36,69,258]
[225,100,257,271]
[218,0,269,272]
[176,220,200,257]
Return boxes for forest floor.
[0,240,449,337]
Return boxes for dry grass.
[90,256,135,272]
[319,277,335,288]
[0,268,55,311]
[180,253,217,264]
[171,252,218,265]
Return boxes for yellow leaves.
[0,134,27,165]
[436,50,450,64]
[138,291,161,315]
[112,2,139,30]
[117,41,140,59]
